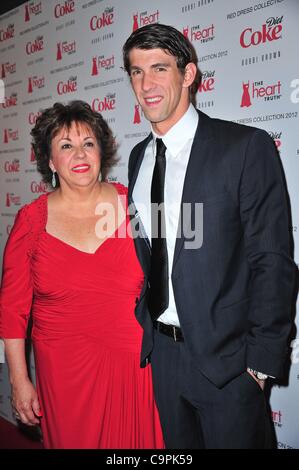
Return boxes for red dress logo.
[241,82,251,107]
[133,14,139,31]
[25,4,30,22]
[183,27,189,39]
[92,57,98,76]
[28,77,33,93]
[31,147,36,162]
[57,43,62,60]
[133,104,141,124]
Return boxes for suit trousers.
[150,328,274,449]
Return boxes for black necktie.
[148,138,169,320]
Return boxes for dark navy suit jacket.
[128,109,296,388]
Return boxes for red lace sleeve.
[0,205,34,338]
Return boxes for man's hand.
[247,368,266,390]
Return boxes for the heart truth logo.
[56,40,76,60]
[183,24,215,43]
[1,62,16,78]
[272,410,283,426]
[132,10,159,31]
[6,193,21,207]
[25,2,42,22]
[3,128,19,143]
[241,80,282,107]
[91,55,115,76]
[28,76,45,93]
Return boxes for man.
[122,23,296,448]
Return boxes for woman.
[0,100,164,449]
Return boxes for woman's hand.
[4,339,43,426]
[11,377,42,426]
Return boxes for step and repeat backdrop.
[0,0,298,448]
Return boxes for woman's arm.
[1,206,41,425]
[4,339,42,426]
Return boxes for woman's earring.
[52,170,56,188]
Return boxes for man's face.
[128,47,194,135]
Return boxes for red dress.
[0,183,164,449]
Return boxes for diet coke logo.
[198,71,215,93]
[0,24,14,42]
[4,159,20,173]
[3,128,19,143]
[26,35,44,55]
[241,80,282,107]
[57,76,77,95]
[31,181,48,194]
[90,7,114,31]
[1,62,16,79]
[56,40,76,60]
[183,24,215,43]
[28,75,45,93]
[91,54,115,75]
[54,0,75,18]
[269,131,282,151]
[25,2,42,22]
[132,9,159,31]
[240,16,283,48]
[1,92,18,109]
[92,93,116,113]
[28,111,41,125]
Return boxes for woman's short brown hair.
[31,100,118,187]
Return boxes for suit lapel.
[128,133,152,200]
[129,111,213,275]
[172,111,212,271]
[128,134,153,277]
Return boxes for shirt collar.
[151,104,198,158]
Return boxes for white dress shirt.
[133,104,199,326]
